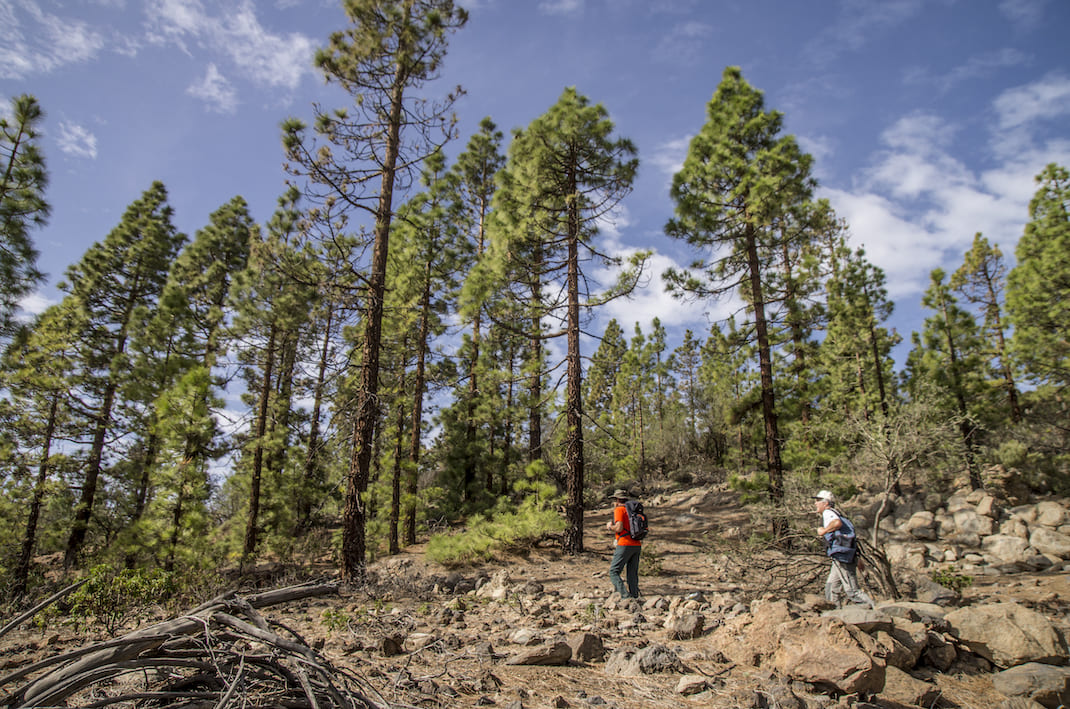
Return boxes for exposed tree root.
[1,581,388,709]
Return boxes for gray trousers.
[609,544,641,598]
[825,558,874,608]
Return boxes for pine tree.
[228,189,312,564]
[446,117,506,502]
[282,0,467,580]
[473,88,644,554]
[951,233,1021,423]
[123,196,255,567]
[0,95,49,340]
[905,269,987,489]
[62,182,184,567]
[665,67,815,529]
[2,304,77,597]
[672,329,702,442]
[1006,163,1070,388]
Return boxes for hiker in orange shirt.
[606,488,642,599]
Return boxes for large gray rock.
[1036,501,1069,528]
[504,641,572,666]
[879,601,948,624]
[983,534,1033,563]
[1002,517,1031,539]
[823,607,895,634]
[604,644,686,676]
[945,603,1069,668]
[903,511,939,540]
[665,613,705,640]
[770,616,886,695]
[992,662,1070,709]
[954,508,995,537]
[1029,528,1070,558]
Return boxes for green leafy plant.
[320,608,352,636]
[728,472,769,504]
[426,477,565,566]
[68,565,174,634]
[930,566,973,592]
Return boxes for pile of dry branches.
[1,582,387,709]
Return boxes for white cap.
[813,490,835,504]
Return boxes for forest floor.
[2,483,1069,708]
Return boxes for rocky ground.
[2,483,1069,708]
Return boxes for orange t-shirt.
[614,504,642,546]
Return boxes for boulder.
[567,632,604,662]
[880,666,941,707]
[675,675,709,696]
[923,631,957,671]
[879,601,948,624]
[604,644,686,676]
[475,570,513,601]
[1029,528,1070,558]
[944,602,1069,668]
[707,599,795,667]
[823,607,895,634]
[665,613,705,640]
[983,534,1033,563]
[770,616,886,695]
[873,630,919,670]
[1036,501,1069,528]
[1002,517,1031,539]
[953,508,995,537]
[992,662,1070,709]
[903,511,938,540]
[976,494,998,518]
[504,641,572,666]
[912,576,960,606]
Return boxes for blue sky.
[3,0,1070,368]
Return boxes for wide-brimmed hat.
[813,490,835,504]
[610,488,633,500]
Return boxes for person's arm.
[607,507,624,534]
[818,514,842,536]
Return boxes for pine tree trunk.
[563,188,584,555]
[299,309,333,532]
[745,225,785,534]
[244,325,277,563]
[65,380,117,569]
[13,394,59,599]
[342,69,405,583]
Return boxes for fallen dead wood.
[0,580,88,641]
[1,580,389,709]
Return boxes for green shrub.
[69,565,175,634]
[426,477,565,567]
[728,472,769,504]
[930,566,973,593]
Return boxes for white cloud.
[820,74,1070,302]
[17,291,54,319]
[648,135,690,181]
[145,0,315,91]
[998,0,1048,29]
[0,0,105,79]
[538,0,583,15]
[187,63,238,113]
[652,20,713,65]
[600,249,726,332]
[56,121,99,159]
[805,0,924,65]
[903,48,1030,94]
[993,72,1070,131]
